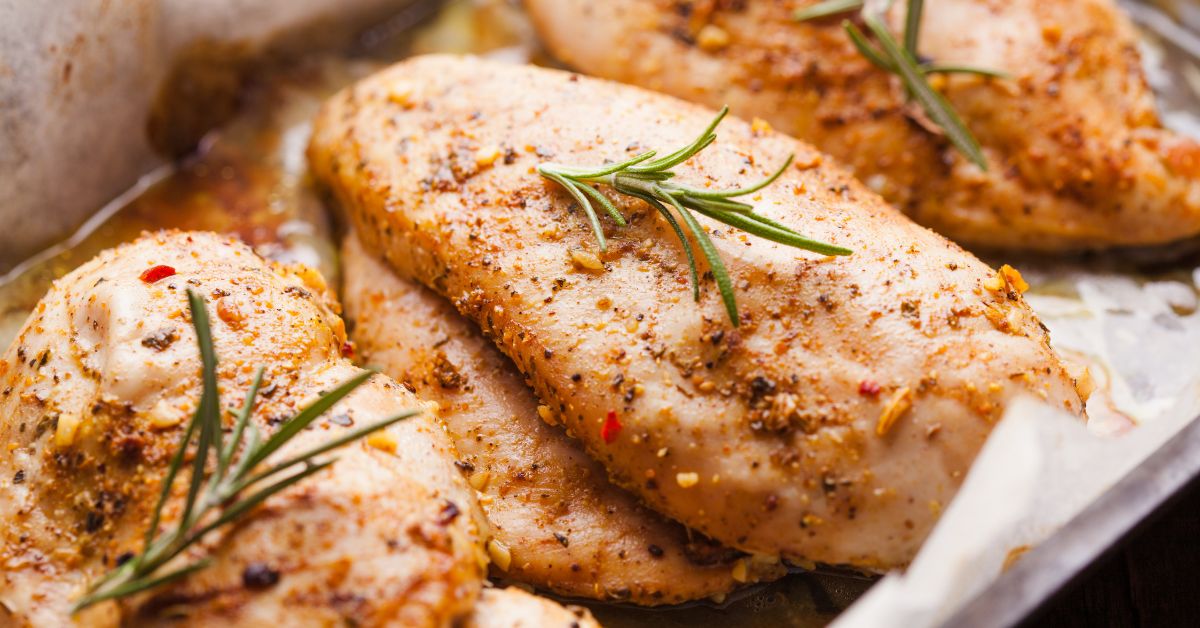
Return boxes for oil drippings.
[0,0,537,350]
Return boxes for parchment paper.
[837,4,1200,623]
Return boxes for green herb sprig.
[795,0,1007,169]
[538,106,851,327]
[72,289,417,613]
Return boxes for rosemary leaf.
[905,0,924,55]
[235,411,420,491]
[663,189,740,325]
[923,64,1010,79]
[72,560,212,612]
[72,289,417,613]
[538,108,851,326]
[542,170,609,251]
[191,460,336,543]
[675,154,795,200]
[798,1,998,168]
[794,0,865,21]
[843,21,896,72]
[218,367,264,479]
[239,368,376,471]
[628,190,702,302]
[177,291,217,535]
[864,15,987,169]
[574,181,629,227]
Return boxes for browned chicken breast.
[465,587,599,628]
[342,232,783,604]
[0,231,490,626]
[526,0,1200,250]
[308,55,1085,568]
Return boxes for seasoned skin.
[465,588,600,628]
[342,232,782,604]
[526,0,1200,250]
[0,231,486,626]
[309,55,1084,568]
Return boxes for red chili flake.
[600,410,622,444]
[139,265,176,284]
[858,380,881,397]
[341,341,355,358]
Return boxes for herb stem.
[797,0,1001,169]
[72,289,417,613]
[538,107,851,327]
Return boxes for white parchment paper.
[837,7,1200,622]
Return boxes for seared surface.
[465,587,600,628]
[309,55,1084,568]
[526,0,1200,250]
[0,231,485,626]
[343,232,782,605]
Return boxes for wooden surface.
[1021,476,1200,627]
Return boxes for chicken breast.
[0,231,486,626]
[464,587,599,628]
[342,232,783,604]
[309,55,1085,568]
[525,0,1200,251]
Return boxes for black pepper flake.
[437,500,461,525]
[750,376,776,398]
[554,532,570,547]
[116,551,135,566]
[85,511,104,533]
[242,563,281,589]
[12,469,24,484]
[454,460,476,473]
[648,544,664,558]
[544,348,553,359]
[141,327,178,351]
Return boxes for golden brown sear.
[343,232,783,605]
[309,55,1085,569]
[0,231,488,626]
[526,0,1200,250]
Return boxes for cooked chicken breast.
[342,232,783,604]
[525,0,1200,251]
[309,55,1085,568]
[465,587,599,628]
[0,231,486,626]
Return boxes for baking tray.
[947,410,1200,627]
[1,0,1198,625]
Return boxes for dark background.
[1021,478,1200,627]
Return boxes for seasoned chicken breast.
[309,55,1085,568]
[342,232,783,604]
[465,587,599,628]
[525,0,1200,251]
[0,231,487,626]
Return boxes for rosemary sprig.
[71,288,418,613]
[795,0,1007,169]
[794,0,865,21]
[537,107,852,327]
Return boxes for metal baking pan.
[1,0,1197,625]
